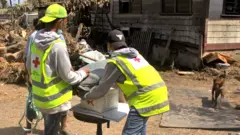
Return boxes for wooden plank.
[207,37,240,44]
[208,25,240,32]
[75,23,83,40]
[152,19,192,25]
[177,71,195,75]
[113,18,197,27]
[207,31,240,38]
[208,20,240,25]
[161,28,175,66]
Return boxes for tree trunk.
[9,0,12,7]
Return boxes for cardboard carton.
[79,88,119,113]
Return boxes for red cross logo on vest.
[134,57,141,62]
[128,56,148,70]
[33,57,40,68]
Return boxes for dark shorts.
[43,111,68,135]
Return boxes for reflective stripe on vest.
[32,77,62,89]
[126,82,165,100]
[137,100,169,114]
[32,76,70,102]
[33,86,72,102]
[113,57,166,100]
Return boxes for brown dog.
[212,71,226,109]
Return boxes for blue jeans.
[43,111,67,135]
[122,107,149,135]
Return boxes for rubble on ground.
[0,61,25,83]
[236,105,240,110]
[193,61,240,81]
[0,23,91,83]
[63,31,93,70]
[0,22,29,83]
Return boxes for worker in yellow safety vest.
[82,29,170,135]
[26,4,89,135]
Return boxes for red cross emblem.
[134,58,141,62]
[32,57,40,68]
[87,100,94,106]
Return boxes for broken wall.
[100,0,206,70]
[110,0,206,46]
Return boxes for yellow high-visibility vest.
[108,54,170,117]
[30,39,72,109]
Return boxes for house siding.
[205,0,240,50]
[111,0,205,46]
[91,14,112,32]
[92,0,206,46]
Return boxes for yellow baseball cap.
[40,4,67,23]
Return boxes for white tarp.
[82,60,108,78]
[80,50,106,64]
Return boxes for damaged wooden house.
[92,0,240,70]
[92,0,206,70]
[205,0,240,51]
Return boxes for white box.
[79,88,119,113]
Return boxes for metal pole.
[96,123,103,135]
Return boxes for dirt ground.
[0,71,239,135]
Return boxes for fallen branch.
[0,46,7,57]
[4,50,23,62]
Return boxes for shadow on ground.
[201,97,212,108]
[161,89,240,130]
[0,127,42,135]
[201,96,233,109]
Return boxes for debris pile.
[0,22,29,83]
[0,21,93,83]
[63,32,94,70]
[193,52,240,81]
[0,61,25,83]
